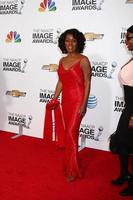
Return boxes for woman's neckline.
[61,56,83,71]
[121,57,133,69]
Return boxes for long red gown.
[58,56,85,178]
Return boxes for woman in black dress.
[111,25,133,196]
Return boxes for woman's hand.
[128,116,133,129]
[47,98,59,110]
[79,105,86,117]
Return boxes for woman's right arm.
[53,79,62,99]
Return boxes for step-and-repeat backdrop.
[0,0,133,151]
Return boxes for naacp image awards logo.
[114,96,125,112]
[91,61,117,79]
[2,57,28,73]
[0,0,26,14]
[39,89,54,103]
[79,124,104,142]
[8,112,32,128]
[71,0,104,11]
[120,28,127,44]
[32,28,61,44]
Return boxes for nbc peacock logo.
[5,31,21,43]
[38,0,56,12]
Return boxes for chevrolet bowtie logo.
[6,90,26,97]
[84,32,104,41]
[42,64,58,72]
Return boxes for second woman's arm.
[53,79,62,99]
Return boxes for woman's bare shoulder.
[59,56,66,63]
[81,55,90,64]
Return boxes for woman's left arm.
[79,56,91,116]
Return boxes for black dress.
[116,85,133,152]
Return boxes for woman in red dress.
[53,29,91,182]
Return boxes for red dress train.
[58,57,85,178]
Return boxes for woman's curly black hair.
[58,29,86,54]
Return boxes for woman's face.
[125,31,133,51]
[65,34,78,53]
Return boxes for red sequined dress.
[58,56,85,178]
